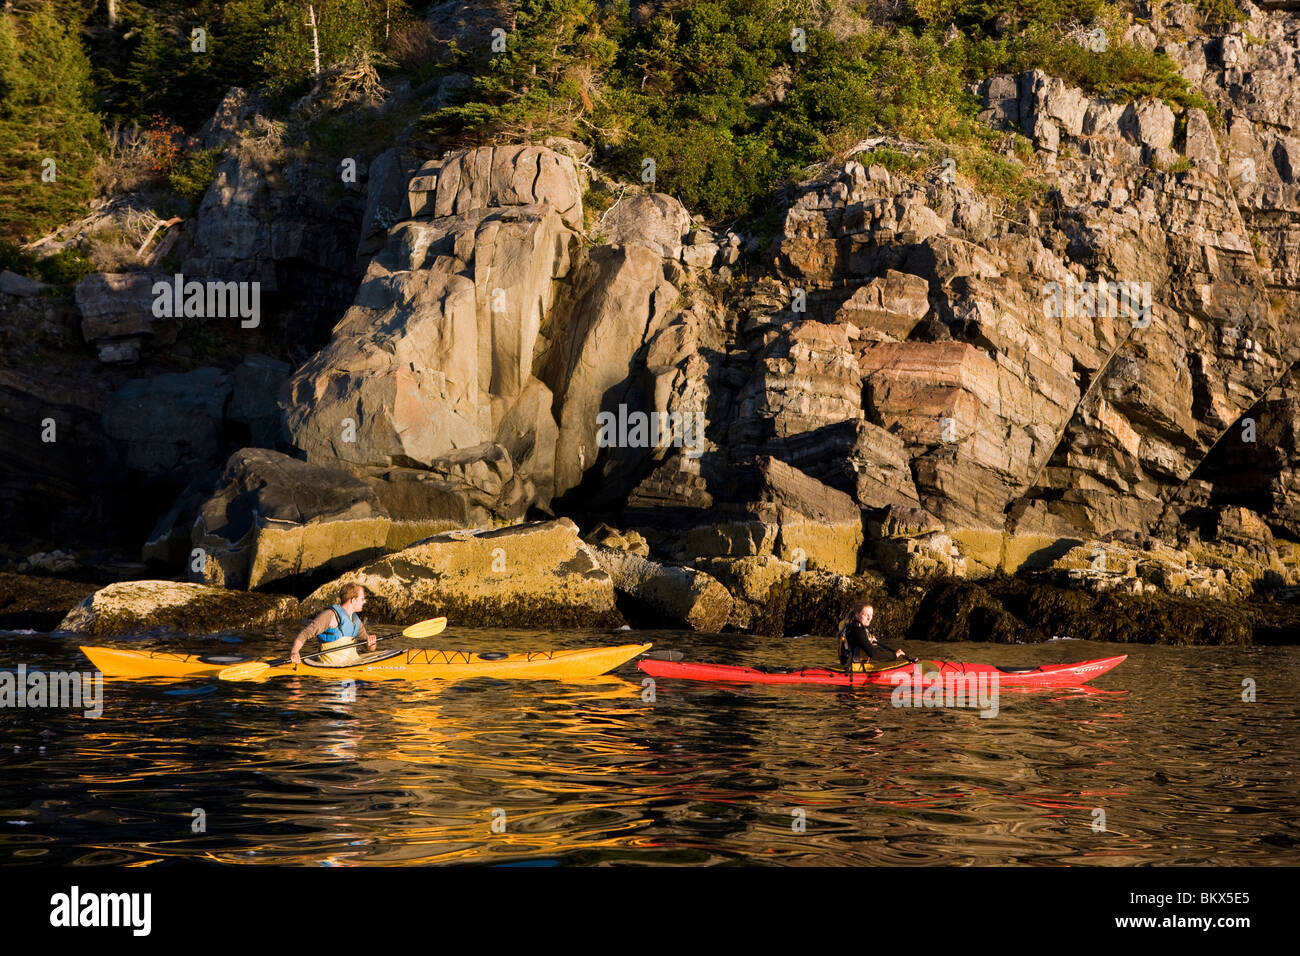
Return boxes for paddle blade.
[218,661,271,682]
[401,616,448,639]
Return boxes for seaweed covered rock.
[1013,581,1253,646]
[693,554,798,632]
[58,580,297,637]
[300,518,622,628]
[906,579,1034,644]
[0,572,99,631]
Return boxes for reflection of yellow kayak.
[80,643,652,681]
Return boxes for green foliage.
[423,0,1213,221]
[259,0,400,93]
[0,238,95,286]
[1153,154,1193,174]
[0,4,103,243]
[1009,28,1215,114]
[423,0,618,142]
[89,1,414,127]
[854,147,928,175]
[31,245,96,284]
[168,147,221,202]
[605,1,797,219]
[953,144,1045,203]
[0,0,1245,243]
[1195,0,1247,26]
[911,0,1110,29]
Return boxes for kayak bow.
[81,643,652,682]
[637,655,1127,687]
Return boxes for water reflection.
[0,629,1296,865]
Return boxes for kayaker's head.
[853,602,873,626]
[340,582,366,614]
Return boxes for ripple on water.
[0,633,1296,864]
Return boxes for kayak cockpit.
[300,649,405,669]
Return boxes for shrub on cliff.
[422,0,1214,222]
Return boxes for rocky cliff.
[5,2,1300,640]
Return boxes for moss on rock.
[58,580,298,637]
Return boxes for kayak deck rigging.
[80,643,652,681]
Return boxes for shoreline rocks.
[17,526,1300,643]
[57,580,298,638]
[299,518,623,629]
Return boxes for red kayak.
[637,655,1127,687]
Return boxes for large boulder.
[193,449,392,589]
[300,518,622,628]
[590,545,733,632]
[405,144,584,231]
[833,270,931,342]
[693,554,799,631]
[745,456,865,574]
[75,271,171,363]
[58,580,298,637]
[284,203,577,480]
[598,193,692,259]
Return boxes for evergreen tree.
[209,0,274,93]
[259,0,386,92]
[0,3,102,242]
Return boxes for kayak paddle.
[218,616,448,681]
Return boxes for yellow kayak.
[80,643,653,682]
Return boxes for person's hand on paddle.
[290,650,301,664]
[366,637,377,653]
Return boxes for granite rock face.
[193,448,392,590]
[103,368,232,481]
[598,192,693,259]
[284,202,578,478]
[46,10,1300,622]
[589,544,733,632]
[285,143,688,527]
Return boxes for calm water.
[1,626,1297,866]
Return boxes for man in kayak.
[838,602,910,671]
[290,583,377,666]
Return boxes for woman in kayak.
[290,583,377,665]
[838,602,909,671]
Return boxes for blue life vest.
[319,604,360,646]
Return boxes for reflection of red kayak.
[637,655,1127,687]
